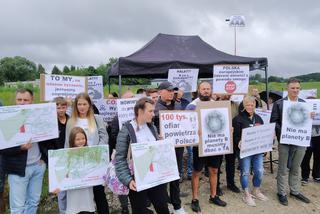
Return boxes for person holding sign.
[1,89,47,214]
[64,92,110,214]
[153,81,187,214]
[115,97,170,214]
[233,96,268,206]
[185,81,227,212]
[270,78,313,206]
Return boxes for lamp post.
[225,15,245,56]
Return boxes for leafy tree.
[62,66,71,74]
[37,64,46,74]
[51,65,62,75]
[0,56,37,82]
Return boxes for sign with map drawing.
[0,103,58,149]
[131,139,179,192]
[197,101,233,157]
[48,145,109,192]
[280,101,312,146]
[168,68,199,92]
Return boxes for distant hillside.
[294,73,320,82]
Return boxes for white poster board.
[0,103,58,149]
[255,108,272,124]
[240,123,275,158]
[197,101,233,157]
[280,101,312,146]
[40,74,88,101]
[88,76,104,101]
[48,145,109,192]
[131,139,179,192]
[168,69,199,92]
[93,99,118,125]
[117,98,139,129]
[305,99,320,125]
[212,64,249,94]
[230,94,244,104]
[283,89,317,99]
[159,111,199,147]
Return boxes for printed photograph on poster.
[197,101,233,157]
[212,64,249,94]
[280,101,313,146]
[159,110,199,147]
[131,139,179,192]
[168,68,199,92]
[0,103,58,149]
[48,145,109,192]
[117,97,139,129]
[255,108,271,124]
[40,74,88,101]
[305,99,320,125]
[240,123,275,159]
[88,76,104,101]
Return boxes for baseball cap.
[158,81,178,91]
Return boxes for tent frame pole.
[119,75,122,98]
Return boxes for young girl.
[66,127,96,214]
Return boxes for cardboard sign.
[255,108,272,124]
[49,145,109,192]
[131,139,179,191]
[88,76,104,101]
[305,99,320,125]
[0,103,59,149]
[212,64,249,94]
[240,123,275,158]
[280,101,312,146]
[117,98,139,129]
[168,69,199,92]
[159,110,199,147]
[40,74,88,101]
[94,99,118,125]
[197,101,233,157]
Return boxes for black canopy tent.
[108,33,269,100]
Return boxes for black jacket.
[232,110,264,151]
[270,97,305,142]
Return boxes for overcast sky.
[0,0,319,77]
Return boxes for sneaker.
[313,177,320,183]
[227,184,241,193]
[290,192,310,203]
[191,199,201,212]
[252,191,268,201]
[209,195,227,207]
[277,193,288,206]
[173,207,187,214]
[242,194,256,207]
[217,187,224,196]
[301,178,309,185]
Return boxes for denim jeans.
[58,191,67,214]
[8,160,46,214]
[240,154,263,190]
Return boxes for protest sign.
[94,99,118,125]
[48,145,109,192]
[280,101,312,146]
[240,123,275,158]
[168,69,199,92]
[40,74,88,101]
[230,94,244,104]
[131,139,179,191]
[283,89,317,99]
[197,101,233,157]
[159,110,199,147]
[212,64,249,94]
[117,97,139,129]
[305,99,320,125]
[0,103,58,149]
[88,76,104,102]
[255,108,271,124]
